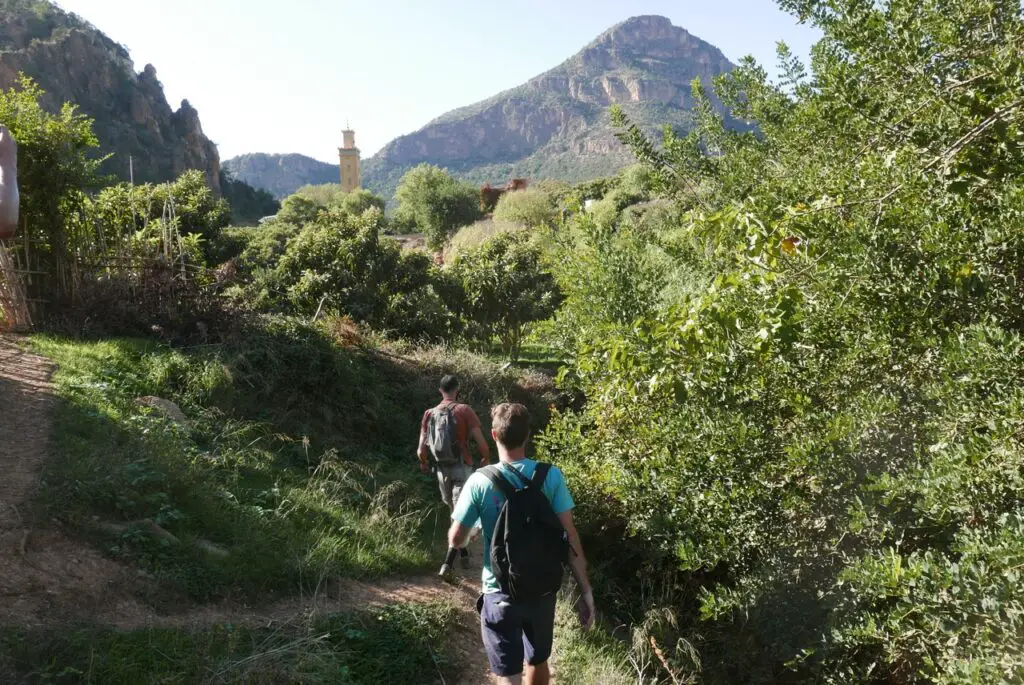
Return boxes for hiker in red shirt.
[417,375,491,567]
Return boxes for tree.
[493,188,557,228]
[452,231,561,360]
[394,164,481,251]
[278,185,386,227]
[276,194,321,227]
[330,188,385,217]
[0,75,101,305]
[290,183,346,207]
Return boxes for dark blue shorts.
[477,592,557,677]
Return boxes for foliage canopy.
[538,0,1024,681]
[394,164,482,251]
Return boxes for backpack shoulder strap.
[480,465,517,500]
[530,462,552,489]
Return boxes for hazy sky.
[54,1,819,163]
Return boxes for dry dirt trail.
[0,335,497,684]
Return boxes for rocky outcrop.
[362,15,737,199]
[0,1,220,191]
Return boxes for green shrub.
[539,0,1024,682]
[271,207,463,340]
[447,218,521,257]
[285,184,386,218]
[275,193,320,226]
[451,231,561,360]
[493,187,557,227]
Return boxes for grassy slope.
[29,318,556,602]
[1,317,558,682]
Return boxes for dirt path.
[0,336,53,518]
[92,564,497,685]
[0,335,497,683]
[0,335,138,628]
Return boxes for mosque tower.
[338,126,361,192]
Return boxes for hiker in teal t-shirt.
[449,403,595,684]
[452,456,575,593]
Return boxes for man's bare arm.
[558,509,595,629]
[558,511,590,590]
[416,429,431,471]
[448,520,473,549]
[470,424,491,464]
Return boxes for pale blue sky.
[54,1,819,163]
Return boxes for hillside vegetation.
[536,0,1024,681]
[1,0,1023,683]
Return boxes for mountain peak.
[591,15,691,49]
[609,15,676,33]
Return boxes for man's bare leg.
[525,661,550,685]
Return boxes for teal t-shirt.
[452,458,575,594]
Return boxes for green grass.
[28,332,443,603]
[0,601,457,685]
[476,339,565,372]
[6,320,561,683]
[552,599,634,685]
[26,318,559,604]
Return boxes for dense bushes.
[93,169,231,246]
[537,0,1024,682]
[286,184,386,218]
[0,75,100,323]
[268,207,462,340]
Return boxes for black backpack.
[480,463,570,601]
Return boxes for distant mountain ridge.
[223,15,741,202]
[361,15,738,199]
[222,153,337,200]
[0,0,221,190]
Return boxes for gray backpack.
[427,403,460,465]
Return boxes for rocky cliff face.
[0,0,220,191]
[362,15,737,199]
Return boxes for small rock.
[93,521,129,536]
[135,396,188,425]
[140,519,180,545]
[197,539,229,559]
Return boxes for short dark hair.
[491,403,530,449]
[440,375,459,394]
